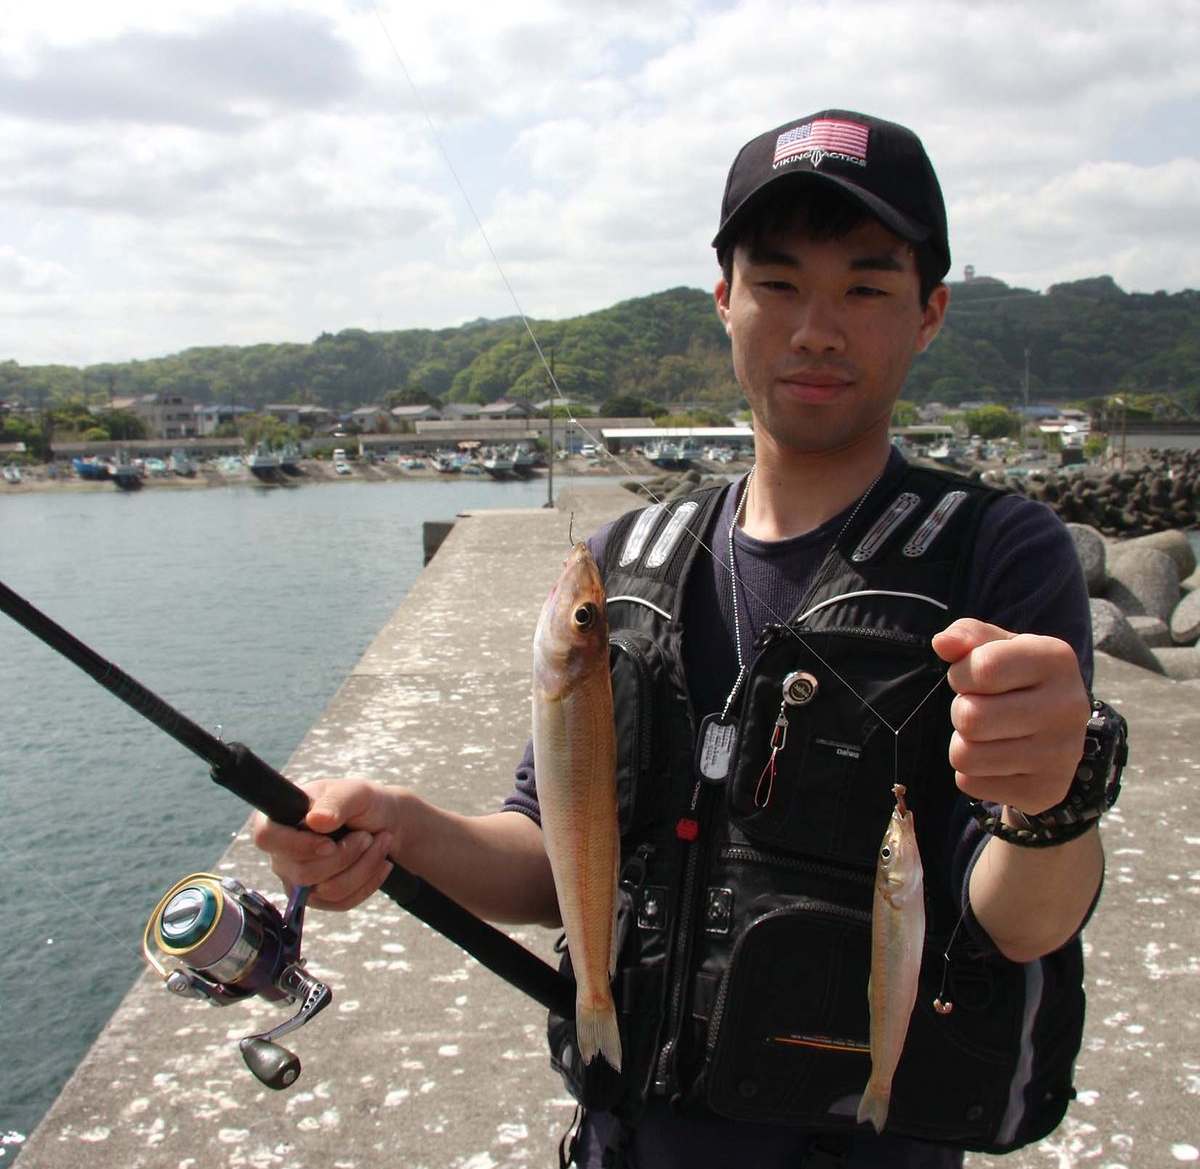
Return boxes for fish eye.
[879,845,892,862]
[573,603,596,630]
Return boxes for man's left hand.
[931,618,1090,815]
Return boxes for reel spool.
[143,873,331,1089]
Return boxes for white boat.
[512,444,539,477]
[644,440,688,469]
[246,442,282,481]
[112,451,142,491]
[169,449,198,477]
[481,447,515,479]
[3,464,21,484]
[279,444,302,476]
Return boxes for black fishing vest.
[548,465,1085,1155]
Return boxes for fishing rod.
[0,578,573,1088]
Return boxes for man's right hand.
[250,778,397,911]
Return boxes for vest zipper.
[652,782,713,1098]
[610,634,655,781]
[754,622,927,650]
[719,844,874,886]
[705,897,873,1059]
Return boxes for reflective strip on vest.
[902,491,968,558]
[851,492,921,563]
[646,501,700,569]
[619,504,667,567]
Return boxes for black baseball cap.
[712,109,950,279]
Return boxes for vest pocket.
[702,895,1035,1148]
[704,898,874,1127]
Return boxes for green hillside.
[2,277,1197,416]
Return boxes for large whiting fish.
[532,542,622,1071]
[858,783,925,1133]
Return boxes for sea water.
[0,475,559,1158]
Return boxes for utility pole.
[545,350,555,509]
[1023,346,1030,409]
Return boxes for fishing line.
[369,4,952,742]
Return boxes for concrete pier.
[15,483,1200,1168]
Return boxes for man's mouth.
[779,369,853,387]
[777,371,855,401]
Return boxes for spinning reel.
[143,873,331,1089]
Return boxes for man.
[254,111,1121,1167]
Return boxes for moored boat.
[246,442,283,483]
[644,440,691,469]
[481,446,515,480]
[72,457,112,481]
[279,444,303,476]
[112,452,142,491]
[169,449,198,477]
[512,444,539,477]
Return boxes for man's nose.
[789,295,846,353]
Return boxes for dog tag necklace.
[693,468,760,785]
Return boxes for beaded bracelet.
[970,803,1099,849]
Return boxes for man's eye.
[760,280,795,292]
[849,285,887,297]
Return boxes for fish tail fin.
[576,996,623,1073]
[856,1081,890,1133]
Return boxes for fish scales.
[532,542,622,1071]
[857,783,925,1133]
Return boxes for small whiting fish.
[858,783,925,1133]
[532,542,622,1072]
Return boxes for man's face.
[715,216,948,457]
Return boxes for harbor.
[1,477,1197,1167]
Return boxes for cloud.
[0,246,76,293]
[0,9,365,131]
[0,0,1196,365]
[955,158,1200,289]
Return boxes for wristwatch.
[972,700,1129,848]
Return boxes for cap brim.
[711,170,932,251]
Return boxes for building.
[263,403,336,431]
[390,404,443,427]
[195,404,253,436]
[479,399,533,419]
[132,393,198,440]
[348,405,393,432]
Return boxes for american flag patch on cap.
[774,118,869,165]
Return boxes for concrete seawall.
[17,484,1200,1168]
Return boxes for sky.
[1,0,1197,367]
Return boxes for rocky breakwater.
[1071,524,1200,683]
[623,470,1200,688]
[988,451,1200,538]
[622,467,731,501]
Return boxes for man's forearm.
[968,819,1104,964]
[388,789,560,928]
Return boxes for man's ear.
[714,278,732,337]
[915,283,950,353]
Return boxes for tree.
[892,399,919,427]
[239,414,298,449]
[601,393,659,417]
[97,409,147,441]
[963,404,1021,440]
[387,385,444,409]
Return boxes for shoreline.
[0,455,680,495]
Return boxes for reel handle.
[239,1037,301,1090]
